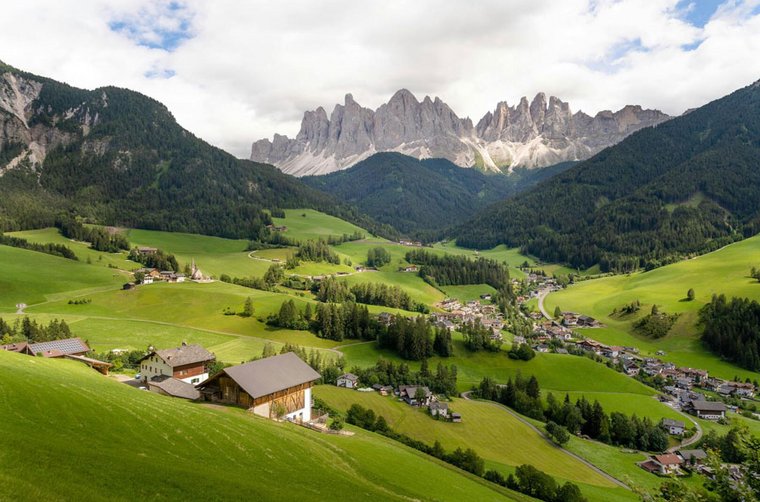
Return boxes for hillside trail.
[666,412,703,453]
[460,391,630,490]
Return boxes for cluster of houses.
[266,224,288,232]
[127,260,208,289]
[640,449,709,476]
[336,373,462,422]
[1,337,113,374]
[137,343,322,423]
[397,240,423,247]
[431,298,505,342]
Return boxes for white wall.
[140,354,172,382]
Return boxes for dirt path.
[460,391,630,490]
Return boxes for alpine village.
[2,3,760,502]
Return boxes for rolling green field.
[545,234,760,380]
[272,209,373,242]
[0,245,127,311]
[313,385,633,501]
[441,284,498,302]
[0,351,526,501]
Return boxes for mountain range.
[303,153,574,237]
[0,61,388,239]
[250,89,671,176]
[455,79,760,272]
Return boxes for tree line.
[0,232,77,260]
[700,294,760,371]
[315,277,426,313]
[0,317,73,344]
[56,218,129,252]
[405,249,511,290]
[475,375,668,451]
[341,402,585,502]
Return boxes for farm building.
[399,385,432,406]
[148,375,201,400]
[337,373,358,389]
[139,343,215,385]
[28,338,90,358]
[429,401,449,418]
[661,418,685,435]
[686,400,726,420]
[196,352,321,422]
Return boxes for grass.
[272,209,372,242]
[0,244,127,311]
[314,385,626,501]
[544,234,760,380]
[441,284,498,302]
[0,351,525,501]
[8,227,138,270]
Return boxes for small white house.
[337,373,359,389]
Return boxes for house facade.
[196,352,321,422]
[687,400,726,420]
[139,343,215,385]
[337,373,358,389]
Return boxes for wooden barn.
[197,352,320,422]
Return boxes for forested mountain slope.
[456,79,760,272]
[0,61,384,239]
[304,152,574,237]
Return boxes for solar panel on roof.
[28,338,89,355]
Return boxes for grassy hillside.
[545,234,760,380]
[457,79,760,271]
[314,386,624,497]
[0,244,126,310]
[0,351,524,501]
[272,209,372,242]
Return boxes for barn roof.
[28,338,89,357]
[149,375,200,400]
[202,352,320,399]
[142,344,215,368]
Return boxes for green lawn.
[314,385,626,501]
[0,244,127,311]
[8,227,138,270]
[0,351,525,501]
[545,234,760,380]
[272,209,373,242]
[441,284,498,303]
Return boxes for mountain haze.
[456,79,760,272]
[251,90,670,176]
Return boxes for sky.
[1,0,760,158]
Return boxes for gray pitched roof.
[662,418,685,428]
[149,375,201,400]
[215,352,321,399]
[28,338,89,356]
[145,344,215,367]
[339,373,358,381]
[691,400,727,411]
[678,449,707,460]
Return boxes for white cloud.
[1,0,759,157]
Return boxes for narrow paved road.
[666,408,703,453]
[461,391,630,490]
[537,288,553,320]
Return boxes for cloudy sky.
[2,0,759,157]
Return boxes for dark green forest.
[0,63,395,241]
[303,152,574,238]
[456,80,760,272]
[700,294,760,371]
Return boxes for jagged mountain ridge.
[0,61,389,239]
[251,89,671,176]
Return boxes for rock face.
[0,70,101,176]
[251,91,671,176]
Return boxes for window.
[191,378,199,384]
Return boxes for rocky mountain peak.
[251,89,671,176]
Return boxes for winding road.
[537,288,553,320]
[460,391,630,490]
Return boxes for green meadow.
[314,385,633,501]
[272,208,372,241]
[545,234,760,380]
[0,351,525,501]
